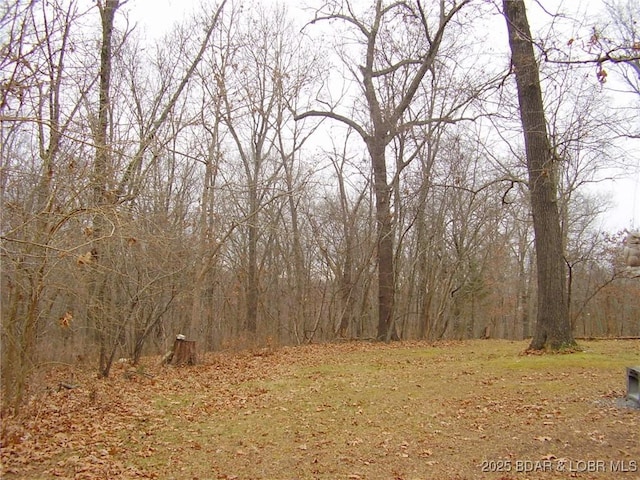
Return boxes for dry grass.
[1,339,639,479]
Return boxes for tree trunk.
[246,184,259,334]
[167,338,197,366]
[294,0,469,342]
[368,138,396,341]
[334,156,360,338]
[93,0,117,209]
[503,0,576,350]
[284,158,306,342]
[90,0,119,377]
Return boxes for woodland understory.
[1,0,640,409]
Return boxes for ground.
[1,339,639,479]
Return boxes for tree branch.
[294,109,369,140]
[389,0,471,127]
[117,0,228,199]
[372,58,423,77]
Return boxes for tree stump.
[168,337,197,366]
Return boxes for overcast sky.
[125,0,640,232]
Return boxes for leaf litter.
[1,340,638,479]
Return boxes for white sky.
[125,0,640,232]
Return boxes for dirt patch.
[2,340,639,479]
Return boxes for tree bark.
[167,338,197,366]
[503,0,576,350]
[91,0,119,378]
[333,153,364,338]
[367,137,396,341]
[246,180,259,334]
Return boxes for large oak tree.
[296,0,470,341]
[503,0,576,350]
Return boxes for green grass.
[2,339,638,479]
[122,340,639,479]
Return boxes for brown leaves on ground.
[1,340,639,479]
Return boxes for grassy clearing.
[1,339,639,479]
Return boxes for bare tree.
[83,0,228,377]
[322,130,373,339]
[296,0,471,341]
[597,0,640,97]
[202,3,320,340]
[503,0,576,350]
[1,0,94,407]
[547,0,640,96]
[5,0,640,410]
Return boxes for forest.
[2,0,639,408]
